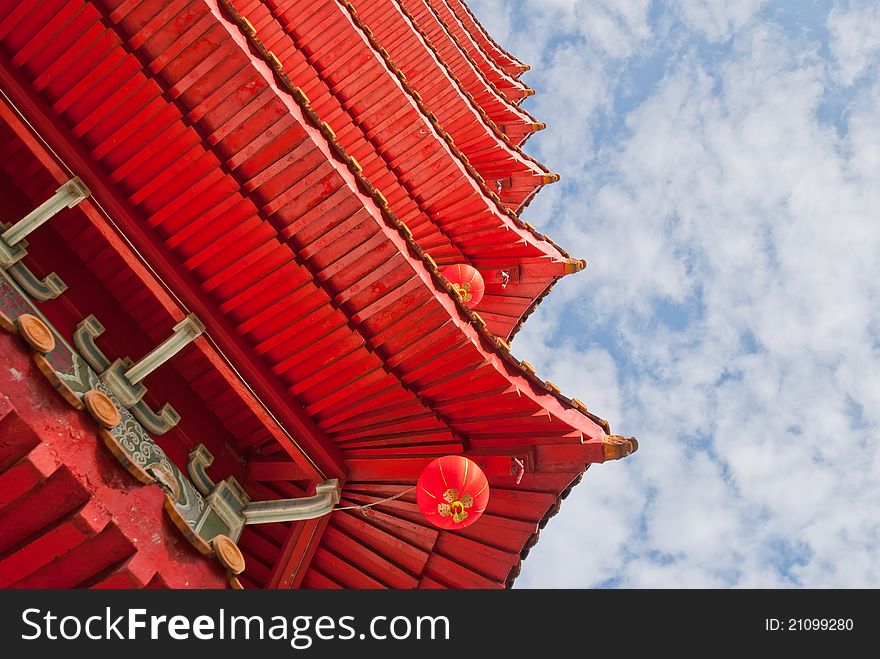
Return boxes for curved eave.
[219,1,605,441]
[445,0,529,78]
[399,0,541,146]
[236,0,578,336]
[425,0,531,103]
[347,0,552,213]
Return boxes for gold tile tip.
[602,435,639,461]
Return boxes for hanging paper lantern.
[417,456,489,530]
[442,264,485,308]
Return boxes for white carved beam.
[243,480,341,525]
[1,177,90,248]
[124,314,205,385]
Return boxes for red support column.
[268,516,331,589]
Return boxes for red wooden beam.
[267,515,331,589]
[247,460,310,482]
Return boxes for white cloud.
[471,0,880,587]
[460,0,513,41]
[828,1,880,85]
[675,0,767,42]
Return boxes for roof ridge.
[220,0,612,435]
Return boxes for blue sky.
[470,0,880,587]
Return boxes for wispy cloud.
[471,0,880,587]
[828,1,880,85]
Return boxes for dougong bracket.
[124,314,205,385]
[5,261,67,301]
[1,177,91,249]
[186,444,340,541]
[131,399,181,436]
[0,177,90,301]
[73,313,203,434]
[73,314,112,372]
[188,443,218,496]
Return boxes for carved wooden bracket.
[0,177,90,301]
[74,313,203,434]
[188,443,340,539]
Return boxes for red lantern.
[442,264,485,308]
[417,456,489,530]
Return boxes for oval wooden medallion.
[84,389,122,429]
[213,534,246,575]
[17,313,55,353]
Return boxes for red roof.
[0,0,636,589]
[444,0,529,78]
[345,0,553,214]
[399,0,542,144]
[232,0,579,339]
[424,0,532,103]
